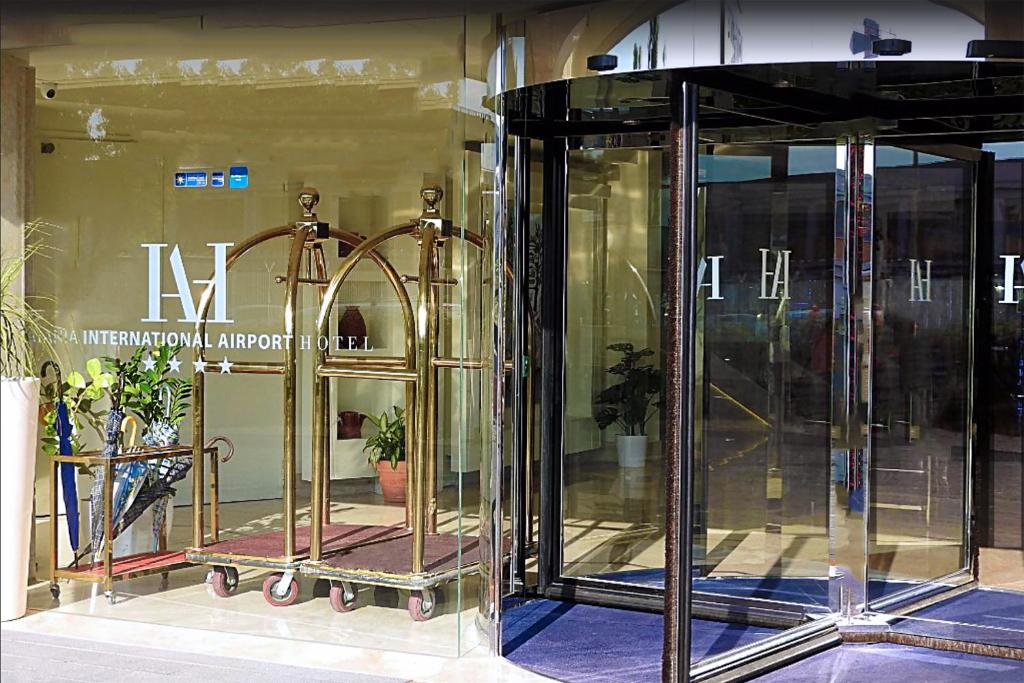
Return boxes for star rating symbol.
[168,356,182,373]
[217,357,233,374]
[193,359,207,374]
[142,356,157,372]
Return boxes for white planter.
[0,377,40,621]
[616,435,648,469]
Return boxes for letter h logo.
[142,243,233,323]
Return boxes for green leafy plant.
[104,344,191,429]
[40,358,114,455]
[364,406,406,470]
[1,221,58,378]
[594,343,661,436]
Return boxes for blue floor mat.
[752,642,1024,683]
[894,588,1024,648]
[502,599,780,683]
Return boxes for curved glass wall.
[499,61,1024,680]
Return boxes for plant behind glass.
[104,344,191,444]
[364,406,406,470]
[594,342,661,436]
[0,221,57,378]
[40,358,114,455]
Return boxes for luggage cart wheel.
[211,566,240,598]
[408,588,435,621]
[329,581,358,612]
[49,583,60,600]
[262,573,299,607]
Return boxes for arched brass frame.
[306,188,488,581]
[187,189,414,569]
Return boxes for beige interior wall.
[17,14,493,503]
[1,53,34,301]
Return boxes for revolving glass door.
[500,65,1002,675]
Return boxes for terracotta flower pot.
[376,460,406,504]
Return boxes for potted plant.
[98,344,192,555]
[0,227,55,621]
[594,343,661,468]
[364,406,406,504]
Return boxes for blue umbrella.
[41,362,79,553]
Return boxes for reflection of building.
[1,2,1022,681]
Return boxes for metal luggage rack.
[185,187,418,606]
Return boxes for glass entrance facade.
[2,4,1022,682]
[500,61,1023,679]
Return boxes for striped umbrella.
[89,377,125,565]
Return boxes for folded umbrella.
[55,401,80,552]
[89,378,125,565]
[41,362,79,553]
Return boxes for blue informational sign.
[228,166,249,189]
[211,171,225,187]
[174,171,208,187]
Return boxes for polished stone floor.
[23,441,1023,676]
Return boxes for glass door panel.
[560,146,668,585]
[695,143,835,607]
[869,146,975,600]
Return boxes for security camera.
[40,83,57,99]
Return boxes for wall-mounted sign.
[174,171,208,188]
[211,171,225,187]
[228,166,249,189]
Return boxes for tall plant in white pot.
[0,232,53,620]
[594,343,661,468]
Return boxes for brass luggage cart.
[185,188,411,606]
[300,187,485,621]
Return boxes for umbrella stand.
[48,443,219,604]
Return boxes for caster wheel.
[50,584,60,600]
[211,566,239,598]
[160,572,170,591]
[262,573,299,607]
[329,582,358,612]
[408,588,436,621]
[105,590,115,605]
